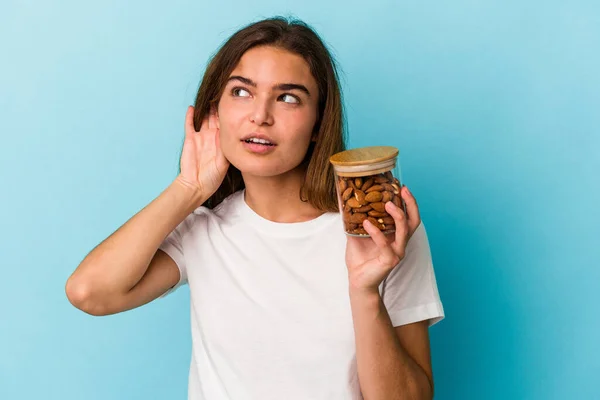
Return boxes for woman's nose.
[249,99,274,126]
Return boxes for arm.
[350,289,434,400]
[65,177,207,316]
[66,105,229,316]
[345,187,442,399]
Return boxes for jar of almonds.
[329,146,405,237]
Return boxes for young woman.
[66,16,444,400]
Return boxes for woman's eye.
[280,94,300,104]
[232,87,250,97]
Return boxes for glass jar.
[329,146,405,237]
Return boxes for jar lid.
[329,146,399,167]
[329,146,399,177]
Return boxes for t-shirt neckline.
[235,189,340,237]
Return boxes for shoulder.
[190,190,244,221]
[406,222,431,252]
[170,197,233,240]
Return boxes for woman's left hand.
[345,186,421,295]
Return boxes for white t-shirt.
[159,189,444,400]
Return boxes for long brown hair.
[185,16,347,212]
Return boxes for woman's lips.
[241,140,277,154]
[240,133,277,145]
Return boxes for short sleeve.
[381,222,445,327]
[158,213,194,297]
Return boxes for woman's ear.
[211,104,220,129]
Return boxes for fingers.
[363,219,401,267]
[184,106,197,136]
[385,200,409,257]
[186,105,219,135]
[401,186,421,233]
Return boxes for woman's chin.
[231,161,298,179]
[225,149,306,179]
[239,167,288,178]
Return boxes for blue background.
[2,1,598,399]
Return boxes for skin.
[215,45,435,399]
[347,190,435,399]
[216,45,322,223]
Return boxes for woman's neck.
[241,168,324,223]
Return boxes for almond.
[338,179,347,192]
[342,187,353,201]
[347,198,362,208]
[350,213,367,224]
[343,211,352,223]
[371,202,386,212]
[365,191,383,203]
[368,210,388,217]
[381,216,395,225]
[382,183,395,192]
[354,178,363,189]
[365,184,384,193]
[381,191,393,203]
[361,177,375,191]
[367,217,384,229]
[355,205,373,213]
[354,190,367,205]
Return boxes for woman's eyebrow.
[276,83,311,97]
[227,75,311,97]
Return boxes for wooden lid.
[329,146,399,166]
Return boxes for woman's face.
[216,45,319,178]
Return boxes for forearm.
[349,290,433,400]
[69,177,205,295]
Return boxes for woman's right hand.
[175,105,230,200]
